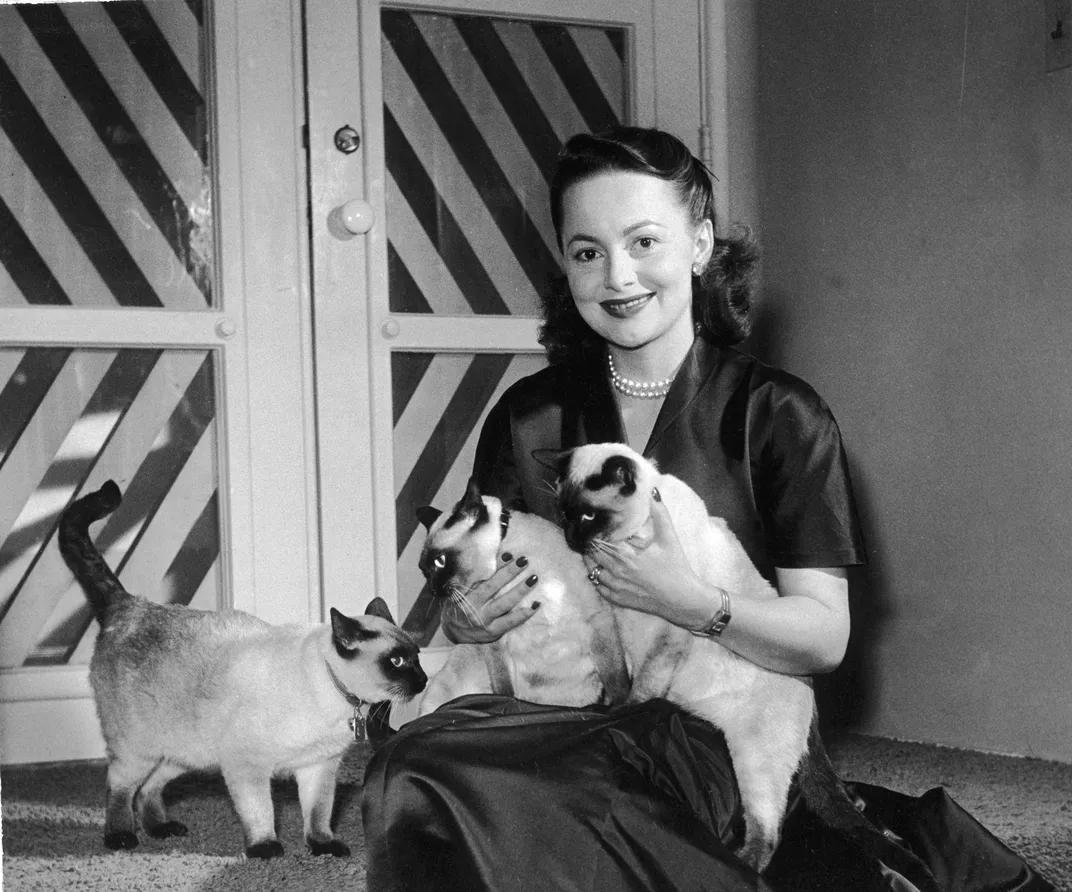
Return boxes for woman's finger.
[441,558,537,644]
[480,557,534,610]
[482,597,540,638]
[484,569,540,616]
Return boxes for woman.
[363,127,1051,892]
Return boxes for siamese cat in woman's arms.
[59,481,426,859]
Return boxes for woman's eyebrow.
[566,232,598,248]
[566,220,665,248]
[623,219,662,235]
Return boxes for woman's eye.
[433,554,446,570]
[635,236,655,249]
[573,248,599,263]
[390,655,406,668]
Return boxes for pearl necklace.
[607,353,674,399]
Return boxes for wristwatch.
[690,587,732,638]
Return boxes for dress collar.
[578,337,723,455]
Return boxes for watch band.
[690,587,732,638]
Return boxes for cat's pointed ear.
[416,506,442,530]
[364,596,396,626]
[604,455,638,495]
[330,607,377,650]
[459,476,483,514]
[532,448,572,477]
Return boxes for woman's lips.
[600,293,653,319]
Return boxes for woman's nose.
[603,251,636,291]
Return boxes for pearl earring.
[692,262,703,276]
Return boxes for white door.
[0,0,315,764]
[305,0,711,684]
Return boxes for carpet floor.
[2,732,1070,892]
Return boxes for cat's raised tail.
[59,480,131,622]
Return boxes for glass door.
[306,0,703,647]
[0,0,315,764]
[0,1,241,760]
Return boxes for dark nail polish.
[652,487,661,502]
[501,552,513,562]
[530,601,541,610]
[516,556,528,568]
[525,574,538,587]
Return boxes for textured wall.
[743,1,1072,761]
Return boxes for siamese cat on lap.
[59,481,426,859]
[557,443,939,889]
[415,476,627,715]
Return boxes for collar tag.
[325,660,367,741]
[349,709,366,741]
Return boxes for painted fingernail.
[516,556,529,568]
[530,601,541,610]
[652,487,661,502]
[501,552,513,562]
[525,574,538,587]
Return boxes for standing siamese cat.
[556,444,939,889]
[59,481,426,859]
[415,477,627,715]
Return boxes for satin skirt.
[361,696,1054,892]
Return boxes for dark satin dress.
[362,338,1053,892]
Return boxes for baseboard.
[1,696,106,765]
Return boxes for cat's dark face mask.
[556,452,640,552]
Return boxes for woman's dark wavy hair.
[539,126,760,365]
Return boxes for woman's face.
[559,171,712,354]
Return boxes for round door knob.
[328,199,376,240]
[381,319,401,339]
[215,318,237,339]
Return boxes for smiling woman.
[560,171,712,366]
[361,127,1053,892]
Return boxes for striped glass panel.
[392,350,547,641]
[382,8,625,316]
[0,1,214,309]
[0,346,221,668]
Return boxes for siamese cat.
[59,480,426,859]
[415,477,627,715]
[556,444,938,889]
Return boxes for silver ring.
[587,564,602,586]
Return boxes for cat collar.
[324,661,368,741]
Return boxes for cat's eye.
[432,554,447,570]
[390,655,407,668]
[580,512,596,523]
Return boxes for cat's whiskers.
[539,479,560,499]
[448,587,486,629]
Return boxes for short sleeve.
[750,376,867,568]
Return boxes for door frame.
[0,0,741,764]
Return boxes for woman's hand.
[588,489,851,676]
[440,555,540,644]
[586,490,711,631]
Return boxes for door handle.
[328,199,376,240]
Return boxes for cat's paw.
[246,840,285,859]
[308,838,351,857]
[147,820,189,839]
[736,835,776,874]
[103,830,139,851]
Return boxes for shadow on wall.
[747,291,891,733]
